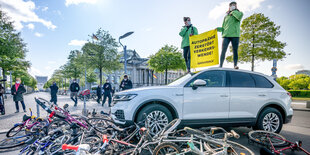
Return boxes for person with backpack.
[11,78,26,113]
[217,1,243,69]
[179,17,198,73]
[70,80,80,106]
[50,81,59,105]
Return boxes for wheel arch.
[255,102,287,124]
[133,99,179,122]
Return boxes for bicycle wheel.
[81,135,102,153]
[226,140,254,155]
[47,119,71,133]
[46,134,71,154]
[86,117,114,132]
[153,142,182,155]
[248,130,288,147]
[0,135,34,149]
[6,124,25,137]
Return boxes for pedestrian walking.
[217,1,243,69]
[0,84,5,115]
[69,80,80,107]
[102,79,112,107]
[96,84,102,104]
[119,75,133,91]
[179,17,198,73]
[50,81,58,105]
[11,78,26,113]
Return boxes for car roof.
[202,67,272,78]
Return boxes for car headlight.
[113,94,137,101]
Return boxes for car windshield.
[168,73,194,86]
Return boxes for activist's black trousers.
[15,101,26,111]
[220,37,239,67]
[102,93,112,107]
[183,46,191,71]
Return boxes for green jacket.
[179,25,198,49]
[217,10,243,37]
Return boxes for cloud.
[285,64,304,70]
[0,0,56,30]
[26,23,35,30]
[47,61,56,64]
[42,6,48,11]
[68,39,87,46]
[208,0,265,20]
[145,27,153,32]
[35,32,43,37]
[28,67,43,76]
[65,0,97,6]
[267,5,273,9]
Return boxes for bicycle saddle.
[23,114,31,121]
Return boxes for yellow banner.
[190,29,219,70]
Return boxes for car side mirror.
[192,79,206,90]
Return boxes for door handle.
[220,95,228,97]
[258,94,266,97]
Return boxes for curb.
[293,108,310,112]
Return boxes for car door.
[183,70,229,120]
[228,71,271,119]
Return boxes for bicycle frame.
[267,134,310,155]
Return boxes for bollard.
[306,101,310,109]
[36,103,40,117]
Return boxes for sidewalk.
[292,101,310,112]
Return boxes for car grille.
[114,110,125,121]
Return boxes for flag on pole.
[153,74,158,79]
[92,34,98,40]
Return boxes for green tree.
[82,28,121,85]
[0,9,30,89]
[148,45,186,84]
[276,76,290,90]
[66,50,84,80]
[226,13,286,71]
[288,74,310,90]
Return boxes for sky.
[0,0,309,79]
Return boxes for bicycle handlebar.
[230,130,240,139]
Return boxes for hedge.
[288,90,310,98]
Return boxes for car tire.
[136,104,173,135]
[255,107,283,133]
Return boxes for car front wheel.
[256,107,283,133]
[136,104,173,135]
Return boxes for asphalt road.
[0,92,309,155]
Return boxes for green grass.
[292,97,310,101]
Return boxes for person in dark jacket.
[70,80,80,106]
[50,81,59,105]
[119,75,133,91]
[96,84,102,104]
[11,78,26,113]
[102,79,112,107]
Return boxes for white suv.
[111,67,293,134]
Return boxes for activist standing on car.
[69,80,80,107]
[102,79,112,107]
[50,81,58,105]
[119,75,133,91]
[11,78,26,113]
[217,1,243,69]
[179,17,198,73]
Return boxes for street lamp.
[119,31,134,74]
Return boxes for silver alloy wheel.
[262,112,280,132]
[146,111,169,135]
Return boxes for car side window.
[229,71,255,87]
[185,71,226,87]
[251,74,274,88]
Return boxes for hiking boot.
[23,109,27,112]
[15,111,19,113]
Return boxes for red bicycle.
[248,130,310,155]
